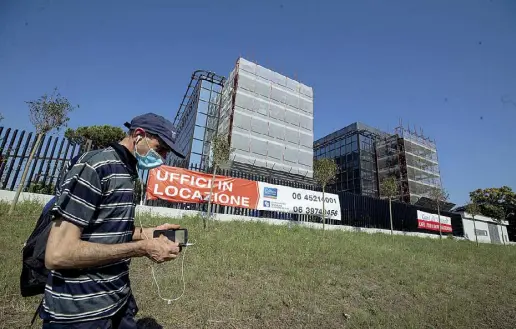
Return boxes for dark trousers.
[42,295,138,329]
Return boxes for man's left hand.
[134,223,181,240]
[155,223,181,231]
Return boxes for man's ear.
[132,128,145,141]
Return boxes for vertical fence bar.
[0,129,17,180]
[25,134,46,190]
[34,135,53,184]
[2,129,20,188]
[49,138,66,187]
[0,128,12,179]
[4,130,25,190]
[42,136,59,187]
[70,142,80,160]
[8,132,33,191]
[54,139,73,188]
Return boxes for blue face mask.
[134,137,164,170]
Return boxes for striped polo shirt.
[40,143,139,323]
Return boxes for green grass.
[1,201,516,328]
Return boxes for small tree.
[465,202,480,246]
[9,88,77,214]
[313,158,338,231]
[65,125,125,149]
[205,134,234,229]
[380,175,399,235]
[429,187,450,240]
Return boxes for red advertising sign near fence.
[147,166,260,209]
[417,210,452,233]
[146,165,342,220]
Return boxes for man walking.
[40,113,185,328]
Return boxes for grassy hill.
[1,200,515,329]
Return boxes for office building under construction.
[376,124,442,204]
[315,120,443,205]
[170,58,315,185]
[216,57,315,180]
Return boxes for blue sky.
[1,0,515,205]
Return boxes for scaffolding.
[376,121,442,204]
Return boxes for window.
[191,139,203,154]
[193,127,205,140]
[190,153,202,165]
[197,101,209,114]
[210,92,221,104]
[475,229,488,236]
[200,88,211,102]
[196,113,207,126]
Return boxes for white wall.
[0,190,54,204]
[459,211,510,245]
[463,218,492,244]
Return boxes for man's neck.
[119,137,135,154]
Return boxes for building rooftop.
[314,121,390,147]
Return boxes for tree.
[65,125,125,149]
[465,201,480,246]
[380,175,399,235]
[313,158,338,231]
[205,134,234,229]
[470,186,515,245]
[470,186,515,220]
[429,187,449,240]
[9,88,77,215]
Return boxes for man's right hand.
[144,235,181,263]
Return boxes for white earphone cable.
[137,180,189,304]
[138,213,189,304]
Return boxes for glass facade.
[170,71,225,168]
[314,122,386,197]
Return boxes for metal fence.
[0,126,325,223]
[0,127,91,194]
[0,126,464,235]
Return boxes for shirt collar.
[109,142,138,176]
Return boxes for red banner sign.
[146,166,260,209]
[417,210,452,233]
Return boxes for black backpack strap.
[31,297,43,326]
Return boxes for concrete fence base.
[0,189,466,241]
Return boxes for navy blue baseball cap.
[124,113,185,158]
